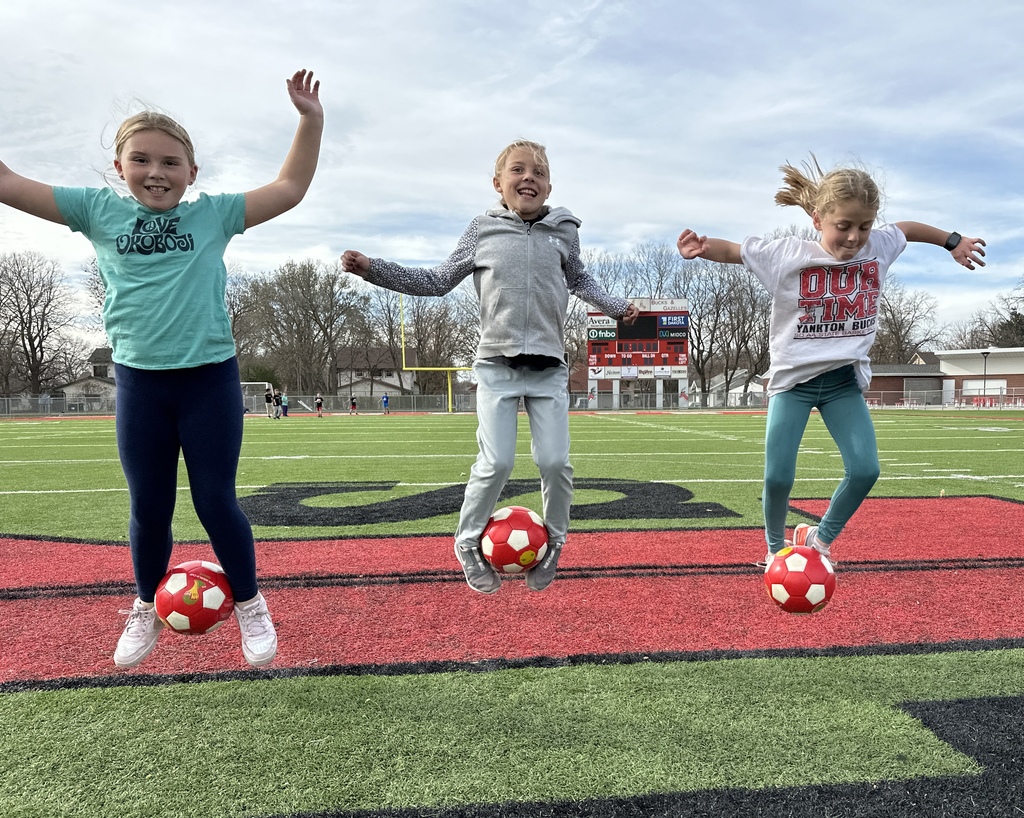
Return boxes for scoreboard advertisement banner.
[587,297,689,379]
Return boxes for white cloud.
[2,0,1023,327]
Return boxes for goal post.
[240,381,272,415]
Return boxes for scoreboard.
[587,297,688,380]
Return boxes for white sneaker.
[235,593,278,667]
[113,599,164,668]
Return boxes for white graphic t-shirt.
[741,223,908,396]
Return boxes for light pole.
[981,350,990,407]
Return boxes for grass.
[6,651,1024,817]
[3,407,1024,817]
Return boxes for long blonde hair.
[775,155,880,218]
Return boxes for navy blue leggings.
[763,365,880,551]
[114,358,258,602]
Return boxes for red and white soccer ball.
[764,545,836,614]
[481,506,549,574]
[155,560,235,634]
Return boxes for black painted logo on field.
[238,478,739,528]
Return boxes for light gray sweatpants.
[454,359,573,547]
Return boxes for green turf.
[4,408,1024,817]
[4,651,1022,817]
[3,410,1024,542]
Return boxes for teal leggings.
[763,365,879,551]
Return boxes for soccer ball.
[764,545,836,614]
[154,560,235,634]
[481,506,549,574]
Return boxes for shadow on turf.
[276,696,1024,818]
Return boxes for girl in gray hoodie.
[343,139,638,594]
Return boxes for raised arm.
[895,221,986,271]
[244,69,324,229]
[676,229,742,264]
[0,161,65,225]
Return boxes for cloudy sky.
[2,0,1023,327]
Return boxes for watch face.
[945,232,961,251]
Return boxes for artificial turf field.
[2,408,1024,817]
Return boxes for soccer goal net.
[241,382,272,415]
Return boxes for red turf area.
[2,496,1023,684]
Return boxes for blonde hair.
[113,111,196,168]
[493,139,549,179]
[775,155,880,218]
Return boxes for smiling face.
[812,200,878,261]
[113,129,198,211]
[492,147,552,220]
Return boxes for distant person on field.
[343,139,638,594]
[0,69,324,669]
[381,392,390,414]
[273,389,283,418]
[265,386,275,418]
[315,392,324,417]
[349,396,358,415]
[677,156,986,570]
[281,390,289,417]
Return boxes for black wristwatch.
[943,231,962,251]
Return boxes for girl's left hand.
[953,236,986,270]
[622,303,640,325]
[287,69,322,117]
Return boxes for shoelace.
[237,606,272,637]
[118,607,156,636]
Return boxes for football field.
[2,408,1024,817]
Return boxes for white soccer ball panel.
[203,586,227,610]
[481,536,495,558]
[535,543,548,561]
[163,572,188,594]
[507,529,531,549]
[491,507,515,521]
[770,584,791,604]
[784,553,808,572]
[526,509,544,526]
[166,611,191,631]
[502,563,526,574]
[805,584,827,605]
[200,560,224,574]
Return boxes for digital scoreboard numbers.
[586,297,689,380]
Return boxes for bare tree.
[872,274,942,363]
[0,251,84,393]
[403,288,478,394]
[678,257,735,407]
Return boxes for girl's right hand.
[676,229,708,260]
[341,250,370,277]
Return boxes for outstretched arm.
[895,221,986,270]
[244,69,324,229]
[0,161,65,225]
[676,229,742,264]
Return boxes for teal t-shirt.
[54,187,246,369]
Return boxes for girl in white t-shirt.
[677,157,985,570]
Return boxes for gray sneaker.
[454,542,501,594]
[526,541,564,592]
[113,598,164,668]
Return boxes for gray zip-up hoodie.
[365,205,630,361]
